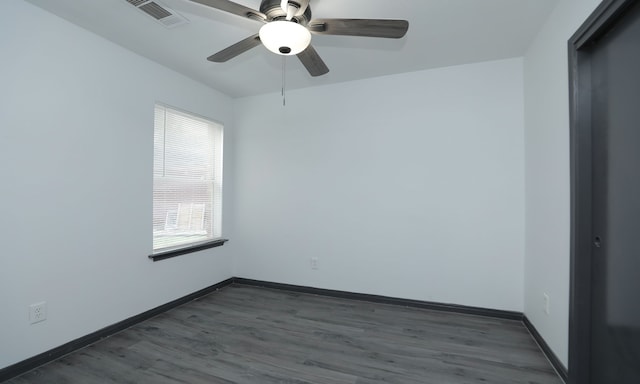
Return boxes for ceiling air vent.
[126,0,147,6]
[126,0,189,28]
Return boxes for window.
[152,104,223,255]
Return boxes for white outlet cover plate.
[29,302,47,324]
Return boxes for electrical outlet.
[543,293,550,315]
[29,302,47,324]
[310,257,319,270]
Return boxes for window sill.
[149,238,228,262]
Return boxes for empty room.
[2,0,639,383]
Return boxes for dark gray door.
[590,1,640,382]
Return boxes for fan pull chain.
[281,56,286,106]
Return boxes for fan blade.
[308,19,409,38]
[207,34,262,62]
[297,45,329,77]
[188,0,266,22]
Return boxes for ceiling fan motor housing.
[260,0,312,24]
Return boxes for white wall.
[233,58,525,312]
[2,0,603,372]
[523,0,601,368]
[0,0,235,369]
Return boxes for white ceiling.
[23,0,558,98]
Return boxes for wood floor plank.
[5,284,562,384]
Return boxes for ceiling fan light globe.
[259,21,311,56]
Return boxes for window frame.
[149,238,228,262]
[149,103,227,261]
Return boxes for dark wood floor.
[7,284,562,383]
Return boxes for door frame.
[568,1,638,383]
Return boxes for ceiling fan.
[188,0,409,77]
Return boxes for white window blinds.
[153,104,223,252]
